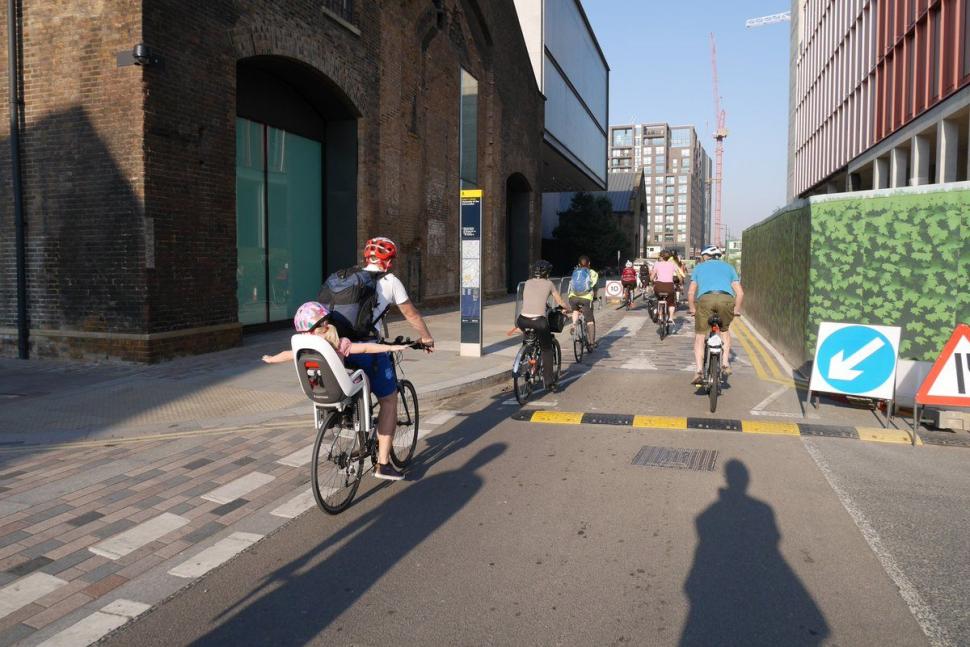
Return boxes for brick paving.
[0,300,629,646]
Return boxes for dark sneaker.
[374,463,404,481]
[548,382,560,393]
[691,372,704,386]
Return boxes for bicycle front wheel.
[390,380,419,468]
[708,360,720,413]
[311,410,364,515]
[573,330,585,363]
[551,338,562,383]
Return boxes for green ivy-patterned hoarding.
[743,185,970,367]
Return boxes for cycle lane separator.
[512,410,947,447]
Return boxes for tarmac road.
[102,306,969,647]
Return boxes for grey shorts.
[569,296,594,323]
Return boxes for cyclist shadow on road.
[193,399,510,646]
[680,459,829,646]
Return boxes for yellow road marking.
[729,323,771,381]
[632,416,687,430]
[732,322,803,388]
[530,411,584,425]
[741,420,801,436]
[856,427,921,445]
[734,320,786,381]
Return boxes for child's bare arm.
[348,342,409,354]
[261,350,294,364]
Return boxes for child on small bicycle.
[262,301,411,364]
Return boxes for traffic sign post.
[808,322,903,431]
[604,280,623,303]
[914,323,970,433]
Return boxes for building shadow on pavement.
[183,395,511,646]
[679,459,829,647]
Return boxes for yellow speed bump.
[856,427,922,445]
[633,416,687,430]
[530,411,584,425]
[741,420,800,436]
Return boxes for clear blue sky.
[583,1,792,236]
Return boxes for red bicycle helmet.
[363,237,398,269]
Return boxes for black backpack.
[317,267,388,341]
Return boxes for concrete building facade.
[513,0,609,191]
[607,123,712,258]
[789,0,970,199]
[1,0,545,361]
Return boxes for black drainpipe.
[7,0,27,358]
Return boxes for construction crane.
[709,33,728,249]
[745,11,791,28]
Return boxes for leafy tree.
[552,192,632,270]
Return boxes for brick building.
[0,0,544,361]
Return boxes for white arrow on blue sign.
[809,322,902,401]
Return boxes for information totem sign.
[460,189,483,357]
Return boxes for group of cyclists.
[518,245,743,388]
[270,235,742,483]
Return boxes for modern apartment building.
[514,0,610,191]
[607,123,712,257]
[788,0,970,199]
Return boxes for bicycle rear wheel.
[708,360,720,413]
[659,312,668,340]
[311,410,364,515]
[390,380,419,468]
[513,346,537,405]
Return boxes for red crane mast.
[710,33,728,248]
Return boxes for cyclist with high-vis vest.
[568,255,599,348]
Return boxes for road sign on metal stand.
[808,322,902,430]
[914,324,970,431]
[460,189,483,357]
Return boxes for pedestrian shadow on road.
[188,395,511,646]
[680,459,829,646]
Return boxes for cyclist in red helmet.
[350,237,435,481]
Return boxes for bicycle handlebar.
[378,336,433,350]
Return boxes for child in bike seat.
[262,301,410,364]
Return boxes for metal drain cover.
[632,446,718,472]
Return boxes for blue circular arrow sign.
[817,326,897,394]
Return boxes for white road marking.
[749,410,818,419]
[621,357,657,370]
[201,472,275,504]
[277,444,314,467]
[802,438,953,647]
[0,501,29,517]
[423,410,459,426]
[271,488,318,519]
[168,532,263,579]
[37,599,150,647]
[89,513,189,560]
[0,573,67,620]
[603,316,648,339]
[751,385,790,413]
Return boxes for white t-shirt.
[365,264,410,326]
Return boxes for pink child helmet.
[293,301,329,332]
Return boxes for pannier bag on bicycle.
[547,308,567,333]
[317,267,387,341]
[570,266,593,295]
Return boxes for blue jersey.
[690,260,739,297]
